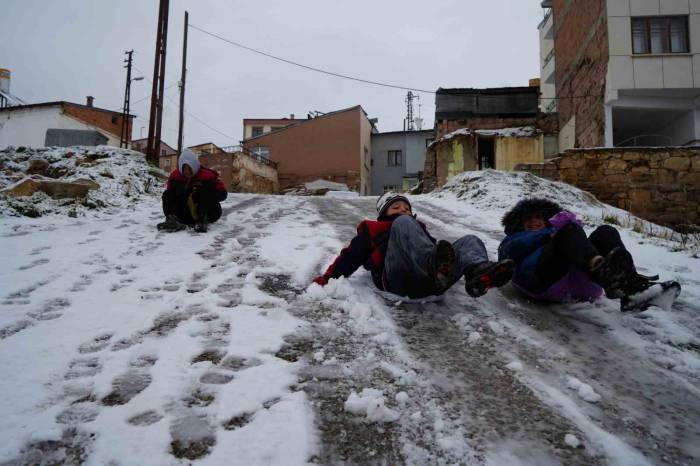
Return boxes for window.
[383,185,398,193]
[161,149,167,155]
[251,146,269,159]
[112,116,118,124]
[251,126,264,137]
[632,16,689,54]
[425,138,434,148]
[163,159,170,167]
[387,150,402,167]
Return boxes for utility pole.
[120,50,134,148]
[146,0,170,165]
[177,11,188,154]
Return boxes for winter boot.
[428,240,455,292]
[194,215,209,233]
[620,280,681,312]
[464,259,515,298]
[157,214,186,232]
[590,247,635,299]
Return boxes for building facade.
[242,106,376,194]
[0,99,132,149]
[543,0,700,149]
[370,130,433,194]
[131,138,178,172]
[242,115,301,139]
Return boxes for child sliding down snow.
[312,192,515,299]
[498,198,680,311]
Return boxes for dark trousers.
[383,215,488,298]
[162,188,222,225]
[537,224,626,288]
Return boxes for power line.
[188,23,436,94]
[164,94,238,143]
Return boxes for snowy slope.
[1,165,699,465]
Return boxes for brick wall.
[62,103,131,142]
[515,147,700,230]
[553,0,607,148]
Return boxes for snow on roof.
[431,126,540,147]
[303,179,349,192]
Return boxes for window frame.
[631,15,689,55]
[251,126,264,137]
[387,150,403,167]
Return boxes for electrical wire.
[164,94,238,143]
[188,23,436,94]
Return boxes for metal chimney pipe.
[86,96,94,107]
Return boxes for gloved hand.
[548,211,582,230]
[312,276,329,286]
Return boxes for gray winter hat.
[178,148,200,176]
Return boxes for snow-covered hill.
[1,159,699,465]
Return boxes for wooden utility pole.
[177,11,188,154]
[146,0,170,165]
[120,50,134,148]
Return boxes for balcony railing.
[220,145,278,168]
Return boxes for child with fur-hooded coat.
[497,198,653,303]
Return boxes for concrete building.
[131,138,178,172]
[0,69,25,108]
[0,98,133,149]
[242,115,301,139]
[542,0,700,149]
[423,86,560,191]
[242,106,376,194]
[370,130,433,194]
[538,7,557,113]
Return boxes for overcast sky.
[2,0,546,148]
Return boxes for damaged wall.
[515,147,700,229]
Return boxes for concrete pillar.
[604,104,614,147]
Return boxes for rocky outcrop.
[1,177,100,199]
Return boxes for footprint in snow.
[169,414,216,460]
[29,246,52,255]
[64,357,102,380]
[128,410,164,426]
[78,333,114,354]
[101,370,153,406]
[18,258,50,271]
[0,320,34,340]
[28,297,70,321]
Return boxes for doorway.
[478,138,495,169]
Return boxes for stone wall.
[515,147,700,229]
[231,152,279,194]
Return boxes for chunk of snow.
[395,391,409,406]
[313,350,325,362]
[566,376,601,403]
[506,361,523,372]
[468,331,481,344]
[564,434,581,448]
[304,283,327,300]
[344,388,400,423]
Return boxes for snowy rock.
[467,331,481,344]
[506,361,523,372]
[566,376,601,403]
[344,388,400,423]
[564,434,581,448]
[395,391,409,406]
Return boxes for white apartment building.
[540,0,700,148]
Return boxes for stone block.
[607,159,627,170]
[663,157,691,170]
[26,159,50,176]
[37,179,100,199]
[0,178,41,197]
[604,174,628,184]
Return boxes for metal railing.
[220,145,278,168]
[615,134,674,147]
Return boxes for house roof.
[241,105,373,143]
[0,89,26,107]
[131,138,177,154]
[0,100,135,118]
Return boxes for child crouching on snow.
[498,198,680,311]
[312,192,515,299]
